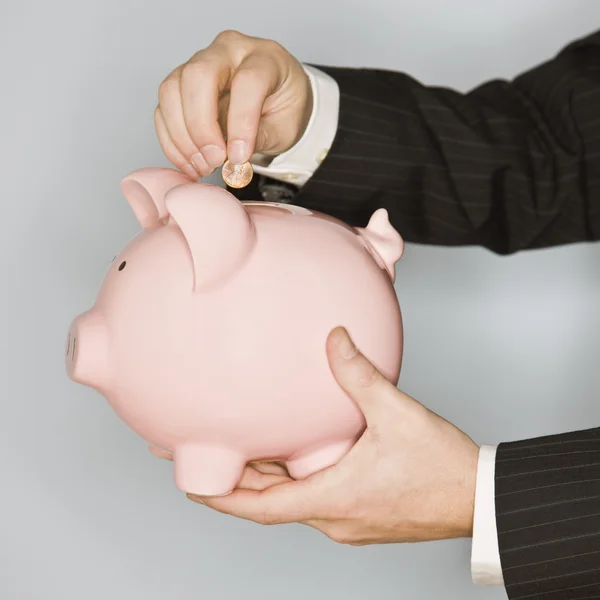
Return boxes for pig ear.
[356,209,404,282]
[165,183,256,291]
[120,168,192,229]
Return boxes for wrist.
[250,64,338,187]
[438,440,479,539]
[293,68,314,150]
[457,442,479,537]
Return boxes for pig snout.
[65,310,111,391]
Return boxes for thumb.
[326,327,399,421]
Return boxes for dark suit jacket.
[229,29,600,600]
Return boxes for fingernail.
[191,152,209,173]
[199,145,226,169]
[228,140,249,165]
[182,162,199,180]
[186,493,204,504]
[336,328,358,360]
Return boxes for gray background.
[2,0,600,598]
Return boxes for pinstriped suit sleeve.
[288,30,600,255]
[495,428,600,600]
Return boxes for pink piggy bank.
[66,167,404,496]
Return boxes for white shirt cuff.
[250,64,340,187]
[471,444,504,585]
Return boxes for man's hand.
[188,327,480,545]
[155,30,312,180]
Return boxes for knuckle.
[326,527,353,545]
[180,60,201,80]
[214,29,244,45]
[158,75,179,102]
[258,510,278,526]
[333,533,353,545]
[260,38,285,55]
[180,59,213,84]
[356,361,380,389]
[234,66,265,86]
[232,113,255,137]
[187,46,224,70]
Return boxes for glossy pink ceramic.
[66,167,404,496]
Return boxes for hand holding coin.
[154,31,312,182]
[221,160,254,189]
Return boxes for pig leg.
[286,439,357,480]
[173,444,246,497]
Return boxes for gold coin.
[221,160,254,189]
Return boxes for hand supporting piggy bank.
[66,168,404,496]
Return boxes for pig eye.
[118,261,127,271]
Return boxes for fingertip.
[149,446,173,460]
[186,494,204,504]
[154,106,199,179]
[181,163,200,180]
[227,139,251,165]
[326,326,358,361]
[197,145,226,170]
[327,326,347,343]
[326,330,388,402]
